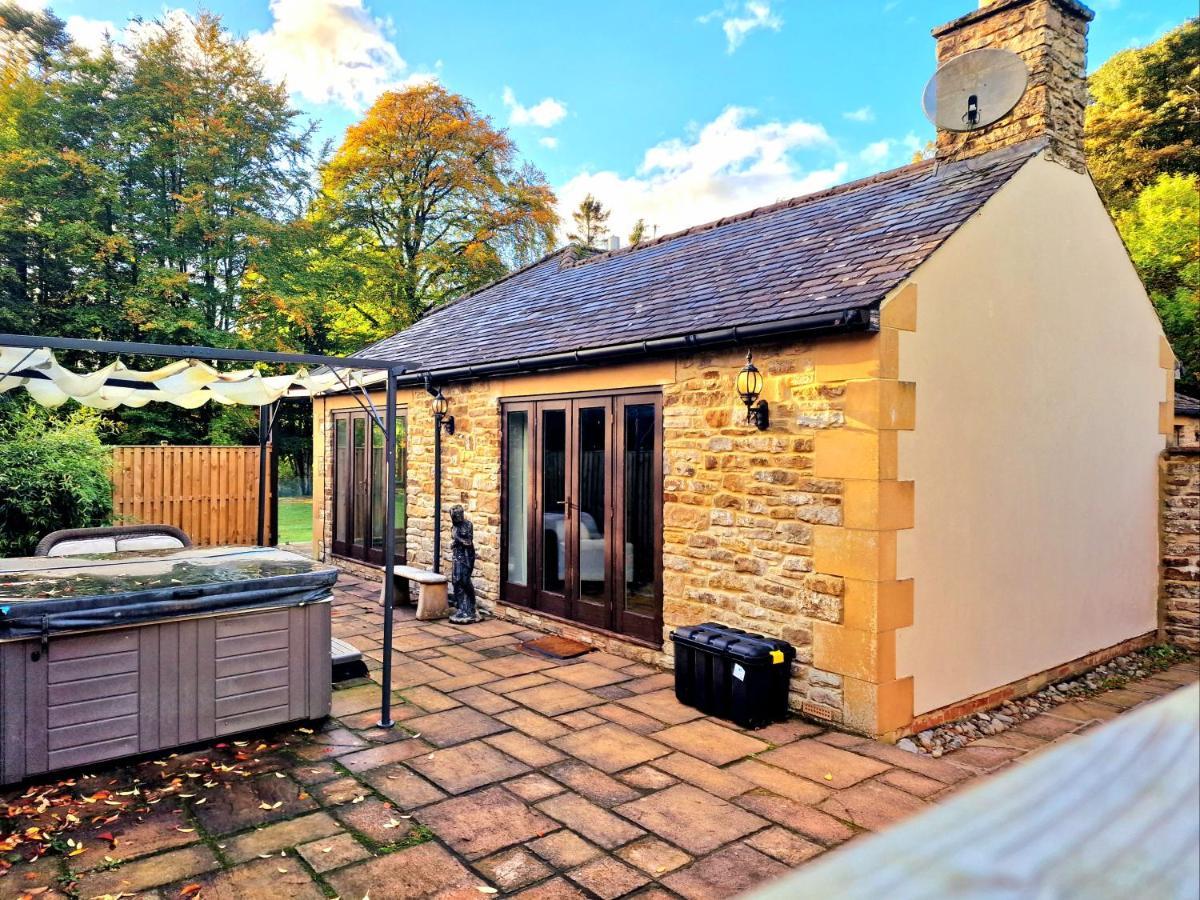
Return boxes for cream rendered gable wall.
[893,153,1168,716]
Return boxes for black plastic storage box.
[671,623,795,729]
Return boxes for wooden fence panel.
[111,446,269,547]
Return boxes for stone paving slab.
[325,841,483,899]
[616,784,767,855]
[418,786,558,859]
[2,572,1193,900]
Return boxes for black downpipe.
[433,412,443,573]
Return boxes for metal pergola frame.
[0,333,413,728]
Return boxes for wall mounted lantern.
[432,388,455,435]
[736,351,769,430]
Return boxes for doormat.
[521,635,593,660]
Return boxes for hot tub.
[0,547,338,784]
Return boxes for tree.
[568,194,610,248]
[628,218,647,245]
[1085,19,1199,211]
[317,84,558,333]
[1085,21,1199,391]
[1116,173,1199,390]
[0,9,315,443]
[0,403,112,556]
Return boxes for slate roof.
[1177,392,1200,417]
[366,140,1042,377]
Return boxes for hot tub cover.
[0,546,339,640]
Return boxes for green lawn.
[277,497,313,545]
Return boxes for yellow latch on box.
[769,650,784,664]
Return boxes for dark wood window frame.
[331,407,407,566]
[500,388,663,645]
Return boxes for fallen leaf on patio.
[351,795,365,804]
[321,847,333,853]
[259,853,274,859]
[194,798,206,805]
[180,884,203,896]
[297,728,313,735]
[277,868,288,874]
[399,815,411,819]
[176,827,195,833]
[823,773,833,781]
[274,772,286,779]
[382,819,402,829]
[476,887,498,894]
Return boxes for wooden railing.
[111,445,269,546]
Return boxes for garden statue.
[447,505,479,624]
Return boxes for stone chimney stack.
[932,0,1094,171]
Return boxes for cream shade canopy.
[0,345,375,410]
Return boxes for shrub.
[0,404,113,556]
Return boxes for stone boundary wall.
[1161,448,1199,651]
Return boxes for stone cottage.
[312,0,1175,739]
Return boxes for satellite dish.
[922,48,1028,132]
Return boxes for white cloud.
[556,106,843,242]
[539,136,559,150]
[699,2,783,53]
[248,0,413,108]
[843,106,875,123]
[502,87,567,128]
[860,139,891,164]
[64,15,117,53]
[858,132,923,167]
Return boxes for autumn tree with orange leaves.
[316,83,558,335]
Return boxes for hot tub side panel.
[0,601,331,784]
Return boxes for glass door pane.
[506,410,530,587]
[351,415,368,558]
[395,415,407,550]
[623,403,657,614]
[540,407,567,595]
[333,416,350,551]
[370,422,385,557]
[577,405,607,599]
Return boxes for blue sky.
[29,0,1196,239]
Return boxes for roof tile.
[365,143,1039,374]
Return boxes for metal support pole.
[378,370,398,728]
[256,404,270,546]
[433,413,443,572]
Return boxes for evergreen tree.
[567,194,610,248]
[628,218,646,245]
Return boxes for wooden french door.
[331,409,406,564]
[501,391,662,643]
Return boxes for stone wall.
[932,0,1092,172]
[312,332,907,729]
[1161,448,1199,651]
[660,341,850,717]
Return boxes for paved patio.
[2,571,1196,900]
